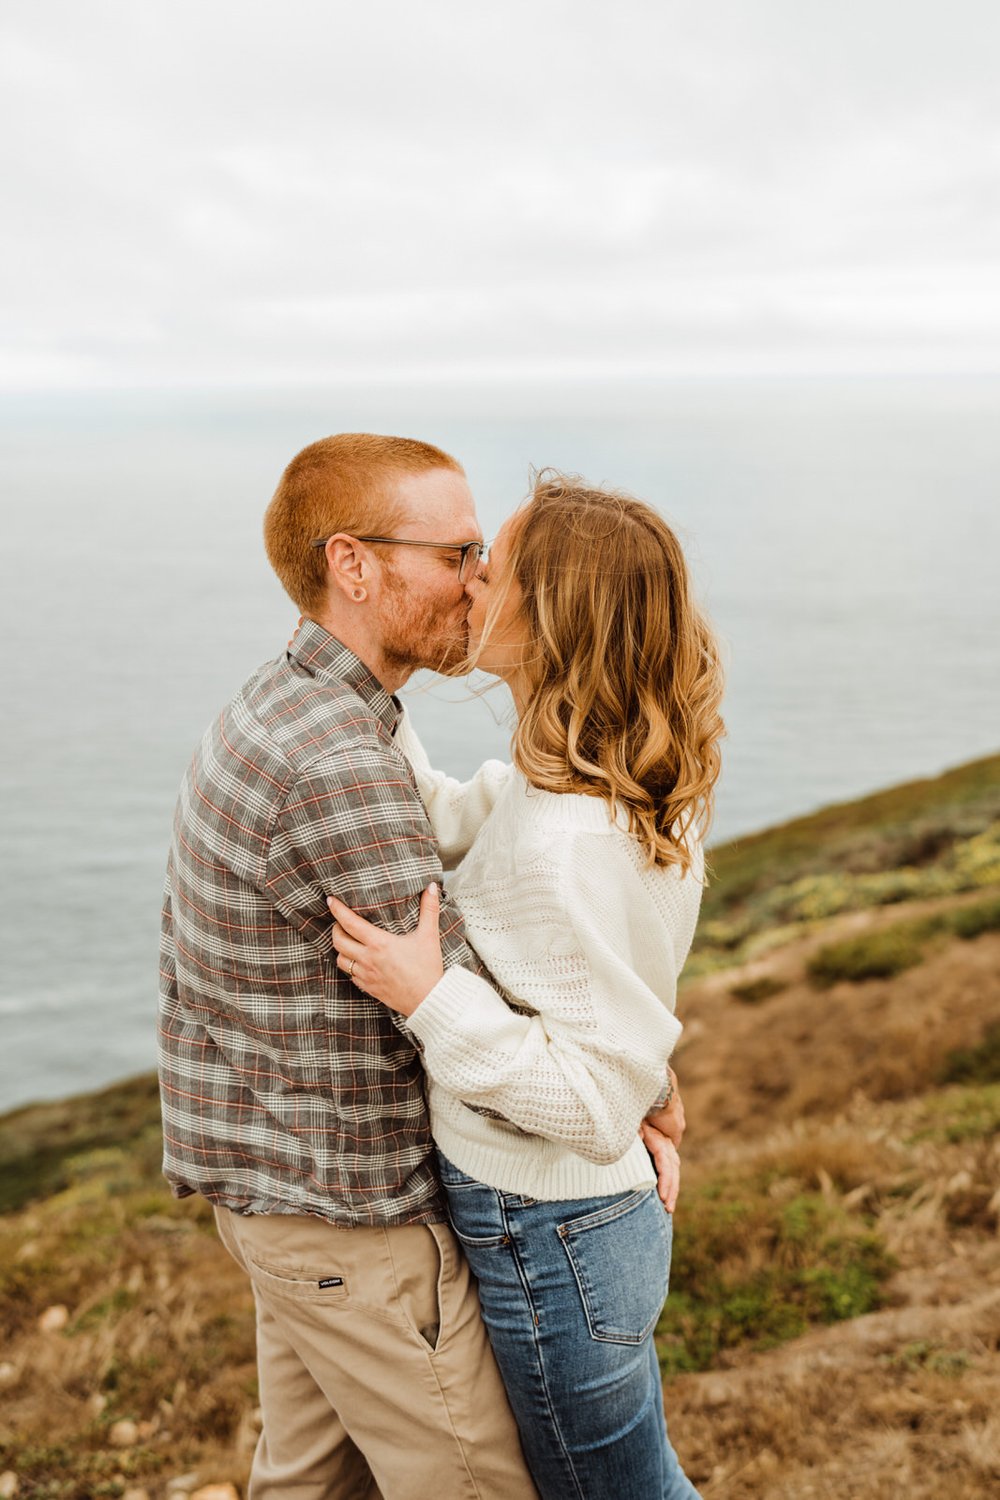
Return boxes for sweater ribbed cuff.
[408,964,521,1053]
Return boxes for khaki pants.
[214,1207,539,1500]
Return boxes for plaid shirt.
[158,619,483,1227]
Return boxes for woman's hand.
[644,1068,686,1150]
[327,884,444,1017]
[639,1120,681,1213]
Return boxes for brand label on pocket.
[318,1276,344,1288]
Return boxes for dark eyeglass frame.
[310,533,488,584]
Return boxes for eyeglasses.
[310,533,488,584]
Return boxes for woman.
[328,472,723,1499]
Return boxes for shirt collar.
[287,618,402,737]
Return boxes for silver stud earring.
[353,589,364,600]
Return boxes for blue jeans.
[437,1154,701,1500]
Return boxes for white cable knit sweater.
[395,710,704,1201]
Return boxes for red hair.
[264,433,464,613]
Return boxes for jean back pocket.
[558,1187,671,1345]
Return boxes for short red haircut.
[263,432,464,614]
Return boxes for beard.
[380,568,471,678]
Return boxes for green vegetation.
[728,975,787,1004]
[0,1442,166,1499]
[882,1340,973,1376]
[690,752,1000,975]
[654,1173,895,1374]
[0,1073,161,1215]
[805,894,1000,989]
[906,1083,1000,1144]
[948,891,1000,940]
[807,918,939,987]
[0,1105,254,1499]
[940,1025,1000,1087]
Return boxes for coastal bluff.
[2,751,999,1498]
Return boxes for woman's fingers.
[326,895,380,940]
[417,883,440,932]
[640,1121,681,1212]
[330,925,366,962]
[336,951,366,983]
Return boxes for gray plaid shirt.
[158,619,483,1226]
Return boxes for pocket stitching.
[558,1191,670,1345]
[556,1186,653,1238]
[449,1227,509,1248]
[247,1255,351,1303]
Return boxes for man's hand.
[645,1068,685,1150]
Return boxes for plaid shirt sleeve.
[265,738,485,977]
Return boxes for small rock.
[109,1419,139,1447]
[190,1487,241,1500]
[0,1364,18,1388]
[123,1489,151,1500]
[167,1477,200,1497]
[698,1376,731,1408]
[38,1304,69,1333]
[0,1472,18,1498]
[88,1393,107,1415]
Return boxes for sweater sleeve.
[405,834,688,1164]
[393,707,513,867]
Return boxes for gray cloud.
[2,0,999,388]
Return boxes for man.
[158,433,682,1500]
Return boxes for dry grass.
[669,1301,1000,1498]
[2,753,999,1498]
[657,1083,1000,1497]
[675,899,1000,1144]
[3,1078,996,1496]
[0,1150,258,1498]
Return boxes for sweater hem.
[429,1114,656,1201]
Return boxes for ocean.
[2,375,998,1111]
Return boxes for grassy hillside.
[693,749,1000,977]
[2,752,999,1499]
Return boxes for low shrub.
[940,1023,1000,1086]
[654,1175,894,1374]
[807,920,938,987]
[906,1083,1000,1143]
[729,975,788,1005]
[947,893,1000,941]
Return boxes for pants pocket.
[438,1156,508,1249]
[412,1222,448,1350]
[245,1253,352,1305]
[558,1187,671,1344]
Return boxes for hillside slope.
[1,752,999,1499]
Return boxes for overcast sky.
[3,0,999,390]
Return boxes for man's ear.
[324,535,369,602]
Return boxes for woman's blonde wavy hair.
[481,471,724,874]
